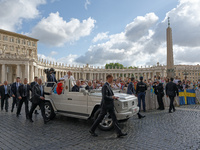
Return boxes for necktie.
[25,85,27,96]
[40,86,43,96]
[4,85,7,94]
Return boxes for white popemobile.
[44,79,139,131]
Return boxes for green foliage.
[105,63,138,69]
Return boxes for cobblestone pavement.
[0,102,200,150]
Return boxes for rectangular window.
[24,40,26,45]
[32,42,36,47]
[0,34,1,40]
[3,45,7,50]
[18,39,20,44]
[3,36,8,41]
[10,46,14,51]
[10,37,14,42]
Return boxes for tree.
[105,63,138,69]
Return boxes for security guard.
[136,76,147,112]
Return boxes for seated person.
[56,78,65,95]
[80,80,86,88]
[85,81,93,91]
[72,80,81,92]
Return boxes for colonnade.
[0,60,166,84]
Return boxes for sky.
[0,0,200,67]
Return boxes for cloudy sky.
[0,0,199,67]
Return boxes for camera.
[44,68,56,75]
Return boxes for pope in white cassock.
[63,71,76,86]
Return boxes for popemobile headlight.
[122,102,128,109]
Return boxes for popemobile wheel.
[44,102,56,120]
[94,109,114,131]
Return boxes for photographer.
[45,68,57,87]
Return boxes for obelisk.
[166,17,175,78]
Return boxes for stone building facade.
[0,29,199,83]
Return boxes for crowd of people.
[0,68,199,136]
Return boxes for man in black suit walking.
[17,78,31,118]
[166,78,179,113]
[89,74,127,138]
[29,78,49,124]
[11,77,22,112]
[0,81,11,112]
[30,76,39,114]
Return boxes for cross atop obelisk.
[166,17,175,78]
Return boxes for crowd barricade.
[195,90,200,104]
[121,87,198,110]
[178,89,196,105]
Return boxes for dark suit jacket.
[127,82,135,95]
[11,82,22,96]
[30,82,37,90]
[47,73,57,87]
[0,85,11,99]
[101,82,114,108]
[72,85,80,92]
[32,84,49,104]
[155,83,164,97]
[166,81,179,97]
[18,84,31,98]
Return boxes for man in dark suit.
[47,68,57,87]
[127,77,145,119]
[166,78,179,113]
[17,78,31,118]
[136,76,147,112]
[89,75,127,138]
[29,78,50,124]
[72,80,81,92]
[154,80,165,110]
[85,81,93,92]
[30,76,39,114]
[11,77,22,112]
[0,81,11,112]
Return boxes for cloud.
[38,53,78,66]
[84,0,91,10]
[50,51,58,56]
[75,0,200,66]
[57,54,79,65]
[92,32,109,43]
[0,0,46,31]
[38,53,56,63]
[29,12,96,46]
[125,13,159,42]
[75,13,159,66]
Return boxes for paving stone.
[0,104,200,149]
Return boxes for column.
[35,66,38,78]
[104,73,106,82]
[97,73,99,80]
[16,64,20,78]
[1,64,5,82]
[145,72,147,80]
[30,65,34,82]
[25,63,30,82]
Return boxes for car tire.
[94,109,114,131]
[44,102,56,120]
